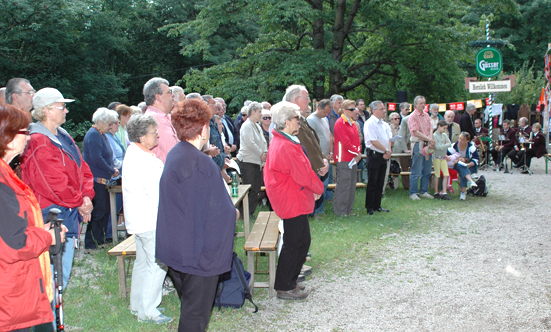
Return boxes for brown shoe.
[295,284,305,291]
[277,288,308,300]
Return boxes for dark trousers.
[169,269,219,332]
[490,146,512,166]
[275,215,311,291]
[398,156,411,190]
[85,182,109,249]
[508,148,523,165]
[365,152,388,210]
[238,161,262,216]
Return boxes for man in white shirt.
[364,100,392,215]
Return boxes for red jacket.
[334,115,361,162]
[264,130,323,219]
[20,123,95,210]
[0,159,54,331]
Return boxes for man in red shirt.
[408,96,435,200]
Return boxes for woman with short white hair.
[83,107,120,250]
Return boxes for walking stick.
[46,208,65,332]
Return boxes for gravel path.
[236,157,551,332]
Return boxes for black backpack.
[466,175,488,197]
[214,252,258,313]
[389,159,401,174]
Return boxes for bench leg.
[247,251,255,297]
[117,256,127,298]
[268,251,276,297]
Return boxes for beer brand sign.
[476,47,502,77]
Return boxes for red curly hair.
[171,99,211,141]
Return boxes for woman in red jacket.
[264,101,323,301]
[0,105,65,331]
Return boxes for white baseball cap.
[33,88,74,110]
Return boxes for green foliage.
[494,61,546,105]
[168,0,519,106]
[63,119,93,143]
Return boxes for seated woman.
[516,122,547,173]
[0,105,65,331]
[156,99,238,332]
[447,132,479,201]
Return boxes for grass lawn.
[64,185,479,331]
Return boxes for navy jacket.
[156,140,236,276]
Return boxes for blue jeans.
[453,163,477,188]
[41,206,79,290]
[313,171,330,214]
[409,142,432,195]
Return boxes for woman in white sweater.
[122,114,171,325]
[236,102,268,216]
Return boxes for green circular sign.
[476,47,502,77]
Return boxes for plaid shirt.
[408,109,432,140]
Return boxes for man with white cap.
[21,88,94,296]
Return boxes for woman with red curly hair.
[0,105,65,331]
[156,99,238,332]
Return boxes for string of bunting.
[386,99,485,113]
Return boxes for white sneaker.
[419,192,434,199]
[410,194,421,200]
[471,173,479,180]
[469,180,477,188]
[459,192,466,200]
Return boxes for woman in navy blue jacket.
[156,99,237,332]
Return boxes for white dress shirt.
[364,116,391,153]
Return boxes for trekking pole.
[46,208,65,332]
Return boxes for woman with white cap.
[20,87,95,289]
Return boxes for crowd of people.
[1,75,547,331]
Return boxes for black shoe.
[513,163,521,168]
[376,208,390,213]
[296,275,306,282]
[521,170,530,174]
[367,209,374,215]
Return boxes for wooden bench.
[244,211,280,297]
[107,184,252,298]
[107,235,136,298]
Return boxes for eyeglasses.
[147,131,159,136]
[49,105,67,111]
[19,90,36,96]
[298,96,311,101]
[345,108,355,111]
[391,118,400,120]
[262,117,271,120]
[18,129,30,136]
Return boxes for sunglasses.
[18,129,30,136]
[262,116,271,120]
[345,108,355,111]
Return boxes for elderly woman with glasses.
[122,114,171,324]
[333,99,362,216]
[236,101,268,216]
[83,108,120,250]
[21,88,94,290]
[0,105,67,331]
[264,101,323,300]
[156,99,237,331]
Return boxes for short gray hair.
[92,107,118,124]
[171,86,185,102]
[413,95,425,106]
[399,102,410,110]
[202,95,214,104]
[143,77,169,106]
[271,101,300,130]
[317,99,331,110]
[330,94,343,104]
[466,102,476,112]
[185,92,202,100]
[369,100,384,111]
[5,78,30,105]
[247,102,263,117]
[126,114,158,143]
[429,103,439,112]
[137,102,147,112]
[283,85,307,103]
